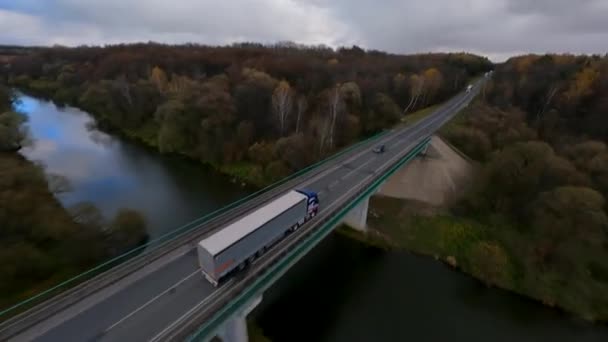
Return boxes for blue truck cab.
[295,189,319,219]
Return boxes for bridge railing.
[0,128,391,336]
[173,81,480,340]
[0,79,478,340]
[160,136,432,341]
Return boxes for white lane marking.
[291,83,474,191]
[148,279,234,342]
[10,82,478,342]
[7,245,196,342]
[102,268,202,334]
[141,87,480,341]
[342,157,377,180]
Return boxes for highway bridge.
[0,78,484,342]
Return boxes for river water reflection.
[16,94,248,241]
[254,224,608,342]
[15,94,608,342]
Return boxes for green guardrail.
[0,129,390,319]
[188,137,431,341]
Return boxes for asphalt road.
[11,82,480,342]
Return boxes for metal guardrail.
[156,136,432,341]
[0,128,397,338]
[159,80,483,341]
[0,80,480,340]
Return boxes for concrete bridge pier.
[215,295,262,342]
[343,196,369,232]
[342,140,432,233]
[343,180,387,232]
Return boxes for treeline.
[2,43,491,185]
[0,86,148,312]
[443,54,608,320]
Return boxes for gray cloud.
[0,0,607,61]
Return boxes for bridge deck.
[2,81,481,342]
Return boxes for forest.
[0,85,147,313]
[1,43,491,185]
[0,43,491,316]
[441,54,608,320]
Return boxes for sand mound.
[377,135,474,206]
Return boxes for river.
[15,94,248,241]
[16,94,608,341]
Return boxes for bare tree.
[115,75,132,106]
[537,84,560,122]
[403,74,425,114]
[272,80,294,136]
[316,116,331,155]
[327,85,343,149]
[296,95,307,134]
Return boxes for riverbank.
[340,134,608,322]
[359,197,608,321]
[10,84,453,189]
[0,151,151,314]
[0,93,159,319]
[0,152,140,309]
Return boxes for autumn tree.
[155,99,188,153]
[274,133,311,170]
[325,84,344,149]
[106,209,148,255]
[295,95,307,134]
[422,68,443,105]
[272,80,294,136]
[563,66,599,105]
[0,111,28,151]
[473,141,559,219]
[444,126,492,161]
[533,186,608,245]
[403,73,425,113]
[365,93,401,133]
[468,241,512,287]
[235,68,278,138]
[248,142,275,166]
[150,66,168,93]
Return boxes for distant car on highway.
[466,84,473,92]
[373,144,386,153]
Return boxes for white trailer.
[197,189,319,286]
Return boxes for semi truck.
[197,189,320,286]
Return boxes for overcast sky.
[1,0,607,62]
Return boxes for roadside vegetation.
[400,104,439,126]
[365,54,608,321]
[0,85,148,314]
[1,43,491,186]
